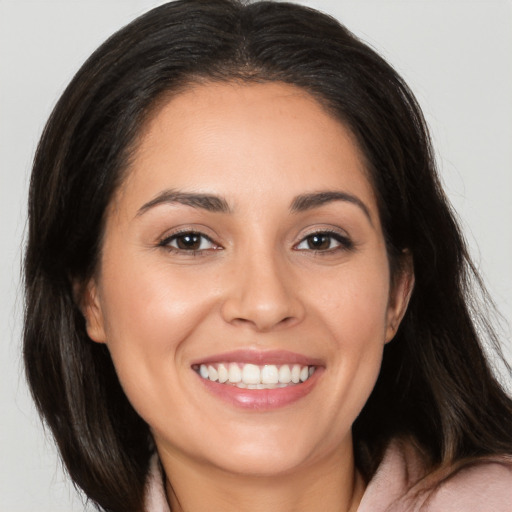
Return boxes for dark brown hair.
[24,1,512,511]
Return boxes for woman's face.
[84,82,412,477]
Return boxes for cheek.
[99,252,217,348]
[96,255,220,411]
[310,258,391,406]
[314,258,391,342]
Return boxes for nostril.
[229,314,299,332]
[219,265,306,330]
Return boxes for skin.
[83,82,413,512]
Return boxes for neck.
[160,444,365,512]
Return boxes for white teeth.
[196,362,316,387]
[199,364,209,379]
[261,365,279,384]
[278,365,292,384]
[291,364,301,383]
[218,363,228,383]
[242,363,260,384]
[208,365,218,382]
[228,363,242,383]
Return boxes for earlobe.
[385,253,415,343]
[75,279,107,344]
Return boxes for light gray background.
[1,1,511,510]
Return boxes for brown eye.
[306,234,332,250]
[160,232,218,252]
[175,233,202,250]
[295,231,353,252]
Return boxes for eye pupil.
[308,234,330,250]
[177,234,201,250]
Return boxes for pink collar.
[144,440,512,511]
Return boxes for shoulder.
[424,458,512,511]
[359,440,512,512]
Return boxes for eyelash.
[294,230,354,253]
[158,230,220,255]
[157,229,353,255]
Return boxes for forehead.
[117,81,377,216]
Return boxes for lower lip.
[196,369,322,410]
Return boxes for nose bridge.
[221,239,303,331]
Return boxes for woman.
[23,1,512,511]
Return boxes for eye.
[159,231,220,253]
[295,231,353,252]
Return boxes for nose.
[220,251,305,332]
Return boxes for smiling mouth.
[193,362,316,389]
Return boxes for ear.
[385,251,414,343]
[74,278,107,344]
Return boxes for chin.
[208,444,318,478]
[194,424,348,478]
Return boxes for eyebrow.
[136,189,232,216]
[290,191,373,224]
[136,188,372,224]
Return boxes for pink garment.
[144,441,512,511]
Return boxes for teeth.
[199,365,209,379]
[242,363,260,384]
[218,363,228,383]
[278,365,292,384]
[261,365,279,384]
[228,363,242,383]
[291,364,301,383]
[197,363,316,387]
[208,365,218,382]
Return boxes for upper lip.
[191,349,324,367]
